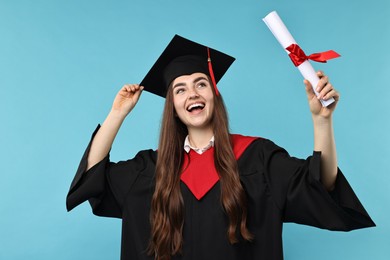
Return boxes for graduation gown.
[66,126,375,260]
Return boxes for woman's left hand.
[304,71,340,119]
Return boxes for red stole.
[180,134,258,200]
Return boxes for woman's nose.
[188,88,199,99]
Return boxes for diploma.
[263,11,339,107]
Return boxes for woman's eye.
[175,88,184,94]
[198,82,207,88]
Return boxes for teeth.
[187,103,205,110]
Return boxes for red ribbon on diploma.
[286,44,340,67]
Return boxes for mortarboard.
[140,35,235,98]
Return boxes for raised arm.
[304,71,340,191]
[86,84,143,171]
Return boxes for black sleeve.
[260,139,375,231]
[66,125,152,218]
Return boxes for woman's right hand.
[111,84,144,117]
[86,84,143,170]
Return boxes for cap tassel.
[207,47,219,96]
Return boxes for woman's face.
[172,72,214,131]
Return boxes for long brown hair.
[148,78,253,259]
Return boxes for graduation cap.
[140,34,235,98]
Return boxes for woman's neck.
[187,127,214,148]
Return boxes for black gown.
[66,126,375,260]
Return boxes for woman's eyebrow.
[173,82,186,89]
[173,76,208,89]
[193,76,208,84]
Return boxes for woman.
[66,35,374,260]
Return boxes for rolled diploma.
[263,11,335,107]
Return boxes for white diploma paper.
[263,11,335,107]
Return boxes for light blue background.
[1,0,388,259]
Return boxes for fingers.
[314,71,339,101]
[122,84,144,94]
[303,79,316,100]
[322,86,339,101]
[120,84,144,99]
